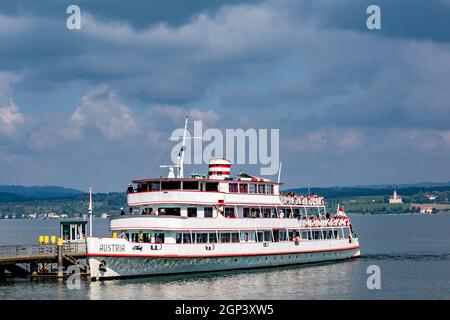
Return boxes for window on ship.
[301,231,310,241]
[205,182,218,191]
[150,182,161,191]
[262,208,271,218]
[204,207,213,218]
[209,233,218,243]
[142,233,151,243]
[229,183,238,193]
[264,231,273,242]
[158,207,181,216]
[279,230,288,241]
[239,183,248,193]
[155,233,165,243]
[187,207,197,217]
[224,207,235,218]
[256,231,264,242]
[220,233,231,243]
[313,230,323,240]
[195,233,208,243]
[182,233,192,243]
[343,227,351,239]
[334,230,340,239]
[289,230,300,241]
[183,181,199,190]
[161,181,181,190]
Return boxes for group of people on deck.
[299,215,351,228]
[280,192,324,205]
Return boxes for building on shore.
[420,207,434,214]
[389,190,403,204]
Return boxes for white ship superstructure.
[86,117,361,280]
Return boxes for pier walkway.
[0,243,87,278]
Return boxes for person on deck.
[120,207,125,215]
[127,183,134,194]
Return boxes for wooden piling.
[57,238,63,278]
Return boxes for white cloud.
[0,71,22,103]
[150,105,219,127]
[0,101,25,139]
[66,84,138,140]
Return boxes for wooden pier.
[0,242,88,279]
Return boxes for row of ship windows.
[129,181,274,194]
[228,183,274,194]
[121,228,351,244]
[137,207,323,218]
[139,207,213,217]
[176,229,349,244]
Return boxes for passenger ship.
[86,117,361,280]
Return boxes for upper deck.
[127,178,324,208]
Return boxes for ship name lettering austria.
[99,244,125,253]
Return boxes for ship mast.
[177,115,189,178]
[88,187,93,237]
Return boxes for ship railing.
[0,244,57,257]
[0,242,87,258]
[279,195,325,206]
[298,217,351,228]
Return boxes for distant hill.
[0,192,32,202]
[0,185,85,201]
[348,181,450,189]
[285,182,450,199]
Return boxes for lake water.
[1,214,450,299]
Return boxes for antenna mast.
[88,187,93,237]
[178,114,189,178]
[277,161,282,183]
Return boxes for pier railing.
[0,242,86,258]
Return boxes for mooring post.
[57,238,63,278]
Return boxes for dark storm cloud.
[0,0,263,28]
[279,0,450,43]
[1,0,450,191]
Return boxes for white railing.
[0,243,86,258]
[279,194,324,206]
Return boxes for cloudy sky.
[1,0,450,192]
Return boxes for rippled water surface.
[1,215,450,299]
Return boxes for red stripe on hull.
[87,245,360,259]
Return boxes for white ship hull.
[87,237,360,280]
